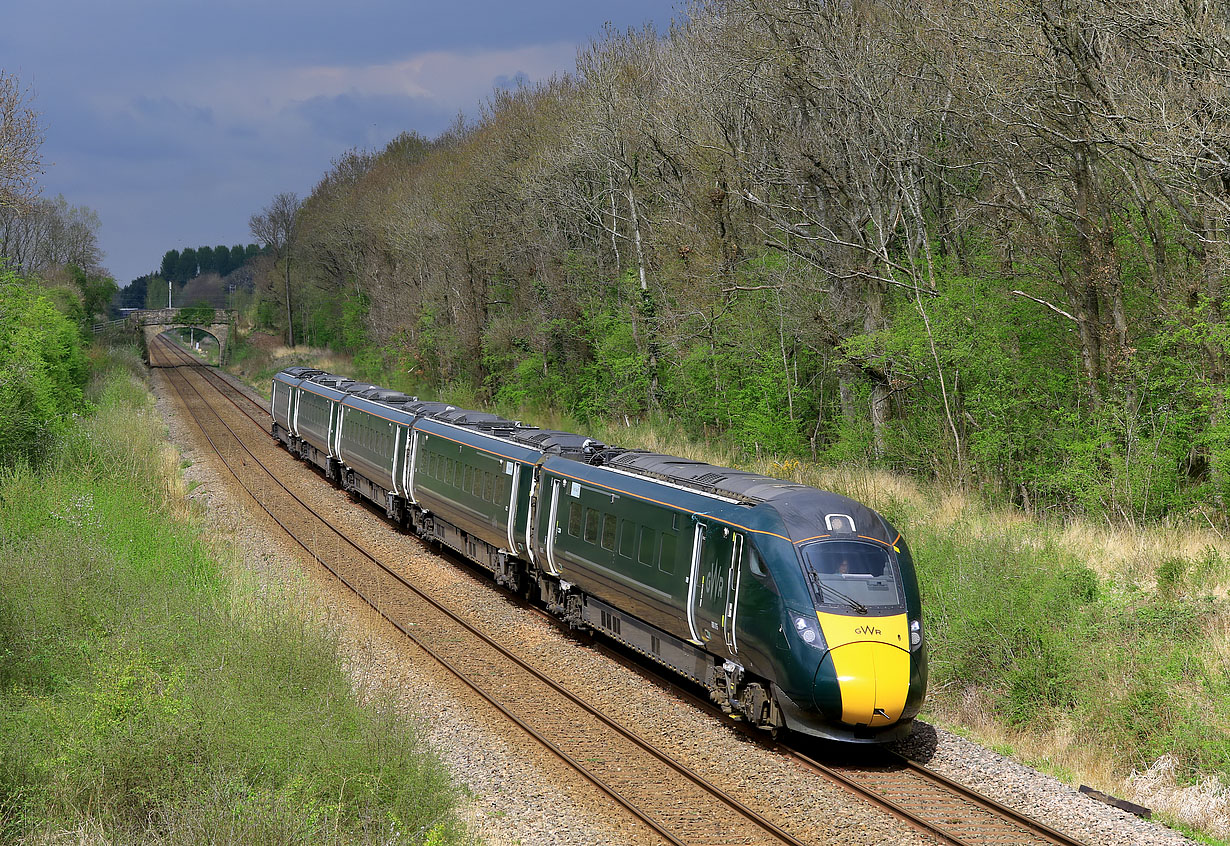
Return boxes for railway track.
[149,335,807,846]
[559,630,1089,846]
[148,336,1091,846]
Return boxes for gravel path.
[151,362,1198,846]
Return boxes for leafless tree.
[0,71,42,212]
[0,195,102,275]
[250,192,302,346]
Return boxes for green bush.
[0,268,88,468]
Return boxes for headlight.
[788,610,827,651]
[909,619,923,651]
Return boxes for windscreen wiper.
[807,570,868,615]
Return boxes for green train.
[272,366,927,742]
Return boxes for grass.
[227,333,1230,842]
[0,344,470,845]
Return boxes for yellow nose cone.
[817,612,911,727]
[828,641,910,726]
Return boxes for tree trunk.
[284,258,295,348]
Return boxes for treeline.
[254,0,1230,520]
[159,244,263,284]
[114,244,265,311]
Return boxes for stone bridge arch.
[129,308,237,363]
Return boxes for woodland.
[247,0,1230,523]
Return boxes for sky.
[2,1,682,285]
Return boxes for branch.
[1011,290,1077,322]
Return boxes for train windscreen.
[799,540,902,611]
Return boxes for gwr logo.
[854,625,882,636]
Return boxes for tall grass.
[0,347,469,845]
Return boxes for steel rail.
[150,336,805,846]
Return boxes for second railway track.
[148,335,1093,846]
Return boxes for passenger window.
[568,502,582,537]
[658,533,676,574]
[601,514,616,550]
[464,465,473,493]
[618,520,636,559]
[484,471,494,502]
[584,508,599,544]
[638,527,656,566]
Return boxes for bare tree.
[250,192,302,346]
[0,71,43,211]
[0,195,102,275]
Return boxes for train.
[271,366,927,742]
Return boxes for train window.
[658,532,676,574]
[464,465,474,493]
[483,471,494,501]
[638,527,656,566]
[747,544,768,577]
[584,508,600,544]
[446,459,455,486]
[618,520,636,559]
[601,514,616,550]
[568,502,582,536]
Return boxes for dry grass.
[1129,757,1230,840]
[1058,519,1228,590]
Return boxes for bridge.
[126,308,238,364]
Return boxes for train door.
[687,520,739,656]
[402,428,420,504]
[290,386,302,436]
[541,475,563,576]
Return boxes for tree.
[117,274,151,310]
[69,263,117,324]
[0,196,102,276]
[214,244,232,276]
[0,71,42,211]
[197,245,215,276]
[250,192,302,346]
[175,247,198,283]
[160,249,180,282]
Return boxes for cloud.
[293,91,452,148]
[157,42,578,126]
